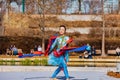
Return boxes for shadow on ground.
[24,76,88,80]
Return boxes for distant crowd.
[0,44,120,58]
[5,44,42,56]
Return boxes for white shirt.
[116,48,120,53]
[38,46,42,51]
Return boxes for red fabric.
[53,50,64,57]
[34,51,42,54]
[44,36,57,56]
[66,38,73,44]
[44,36,74,57]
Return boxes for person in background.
[116,46,120,56]
[30,49,34,54]
[34,45,38,51]
[91,46,96,56]
[37,45,42,52]
[8,45,13,55]
[84,51,89,59]
[86,43,92,59]
[12,45,18,55]
[9,45,13,51]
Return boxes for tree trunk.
[41,0,45,52]
[101,0,106,57]
[78,0,81,12]
[119,0,120,14]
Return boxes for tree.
[25,0,36,14]
[101,0,106,57]
[37,0,45,52]
[78,0,81,13]
[41,0,45,52]
[118,0,120,13]
[16,0,22,12]
[36,0,71,51]
[6,0,10,19]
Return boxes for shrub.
[10,59,15,65]
[33,59,40,66]
[21,59,32,66]
[3,60,7,65]
[41,59,48,66]
[0,60,4,65]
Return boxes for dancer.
[48,25,70,80]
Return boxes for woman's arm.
[49,38,58,53]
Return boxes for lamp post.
[22,0,25,13]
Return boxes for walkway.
[0,66,119,80]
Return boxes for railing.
[68,58,120,67]
[0,56,120,67]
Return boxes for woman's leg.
[51,58,69,79]
[62,60,69,79]
[51,65,62,78]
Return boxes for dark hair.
[59,25,66,31]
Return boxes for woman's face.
[59,27,66,35]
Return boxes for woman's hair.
[59,25,66,31]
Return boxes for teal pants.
[51,59,69,79]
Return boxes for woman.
[48,25,70,80]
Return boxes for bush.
[10,59,16,65]
[41,59,48,66]
[3,60,7,65]
[21,59,32,66]
[33,59,40,66]
[0,60,4,65]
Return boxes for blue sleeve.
[64,36,70,62]
[49,38,58,53]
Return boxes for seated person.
[9,45,13,51]
[34,45,38,51]
[84,51,89,59]
[30,49,34,54]
[12,45,18,55]
[6,48,12,56]
[37,45,42,52]
[116,47,120,56]
[91,46,96,55]
[86,44,92,59]
[18,49,23,56]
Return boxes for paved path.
[0,66,119,80]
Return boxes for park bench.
[107,50,116,56]
[93,49,101,56]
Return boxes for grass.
[0,56,48,66]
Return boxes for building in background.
[0,0,119,14]
[69,0,119,14]
[104,0,119,14]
